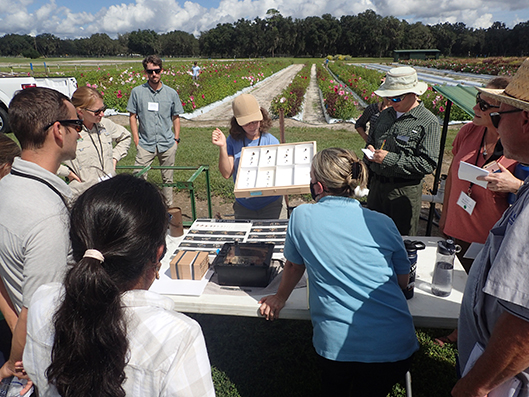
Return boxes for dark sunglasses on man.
[476,92,500,112]
[489,109,523,129]
[389,93,408,103]
[43,119,84,133]
[145,68,162,75]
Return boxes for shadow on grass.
[188,318,458,397]
[188,314,320,397]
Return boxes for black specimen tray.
[213,242,275,287]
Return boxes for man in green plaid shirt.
[366,67,440,236]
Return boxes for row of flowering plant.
[327,62,382,106]
[269,64,311,118]
[400,57,525,76]
[72,60,290,113]
[316,64,361,121]
[327,61,471,121]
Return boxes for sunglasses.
[476,93,499,112]
[43,119,84,133]
[489,109,523,129]
[389,94,408,103]
[84,106,106,115]
[145,68,162,75]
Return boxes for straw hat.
[232,94,263,125]
[374,67,428,97]
[477,58,529,111]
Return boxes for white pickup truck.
[0,76,78,133]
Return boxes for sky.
[0,0,528,39]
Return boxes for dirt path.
[302,63,327,124]
[192,64,304,123]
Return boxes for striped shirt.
[367,102,440,179]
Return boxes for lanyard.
[87,126,105,172]
[10,169,68,208]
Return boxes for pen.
[380,140,386,150]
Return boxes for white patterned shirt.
[24,283,215,397]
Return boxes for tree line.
[0,9,527,59]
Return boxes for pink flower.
[117,90,122,99]
[202,94,205,99]
[234,80,237,83]
[338,90,345,96]
[439,106,445,112]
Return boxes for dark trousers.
[367,175,422,236]
[319,354,413,397]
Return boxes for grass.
[190,314,459,397]
[115,125,367,201]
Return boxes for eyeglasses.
[489,109,523,129]
[43,119,84,133]
[145,68,162,75]
[84,106,106,115]
[476,93,499,112]
[389,94,408,103]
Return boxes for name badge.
[98,174,113,183]
[396,135,409,142]
[148,102,159,112]
[457,191,476,216]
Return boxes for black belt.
[372,173,422,185]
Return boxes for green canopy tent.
[425,84,480,235]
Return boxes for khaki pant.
[135,143,177,206]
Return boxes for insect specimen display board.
[177,218,288,259]
[233,141,316,198]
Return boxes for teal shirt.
[127,82,184,153]
[285,196,419,362]
[367,102,440,179]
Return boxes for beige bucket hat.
[232,94,263,125]
[477,58,529,111]
[374,66,428,97]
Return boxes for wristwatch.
[175,138,180,143]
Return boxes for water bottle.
[431,239,461,297]
[402,240,426,299]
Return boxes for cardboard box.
[234,141,316,198]
[170,250,209,280]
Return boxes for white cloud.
[0,0,527,38]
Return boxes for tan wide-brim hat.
[374,66,428,97]
[477,58,529,111]
[232,94,263,125]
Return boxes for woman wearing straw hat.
[365,66,440,236]
[212,93,285,219]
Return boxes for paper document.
[361,148,374,160]
[463,342,521,397]
[458,161,489,189]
